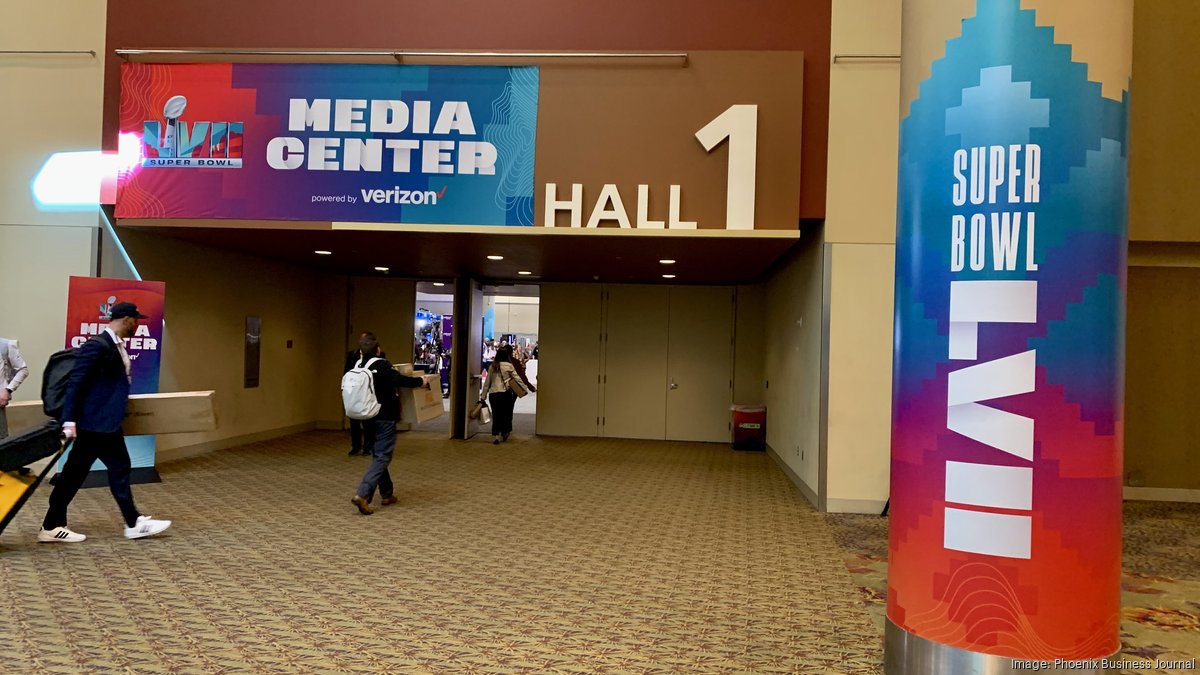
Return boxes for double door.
[538,284,734,442]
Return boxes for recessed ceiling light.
[659,259,676,264]
[433,282,445,287]
[374,266,389,272]
[518,271,533,276]
[487,255,504,261]
[315,250,332,255]
[662,274,676,279]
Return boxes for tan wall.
[492,299,539,336]
[317,275,349,427]
[824,0,901,246]
[349,276,416,367]
[1122,1,1200,494]
[0,226,96,401]
[0,3,106,229]
[119,229,335,457]
[763,233,824,499]
[733,284,767,407]
[818,0,900,512]
[1125,266,1200,490]
[1129,0,1198,243]
[824,244,895,512]
[0,2,107,401]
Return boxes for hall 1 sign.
[543,105,758,230]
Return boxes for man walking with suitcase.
[39,302,171,543]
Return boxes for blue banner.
[117,63,539,226]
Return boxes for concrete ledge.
[825,498,889,515]
[157,422,316,465]
[1124,487,1200,503]
[766,444,819,510]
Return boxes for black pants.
[43,431,140,530]
[489,389,517,436]
[349,418,376,454]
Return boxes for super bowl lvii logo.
[142,95,244,168]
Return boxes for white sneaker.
[124,516,171,540]
[38,527,87,543]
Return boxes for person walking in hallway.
[1,336,30,440]
[40,303,171,543]
[350,333,427,515]
[482,346,535,445]
[344,334,385,457]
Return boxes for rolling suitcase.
[0,422,66,536]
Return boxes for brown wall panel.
[103,0,832,219]
[1125,266,1200,490]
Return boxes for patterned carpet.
[827,503,1200,675]
[0,430,881,674]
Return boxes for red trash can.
[731,405,766,451]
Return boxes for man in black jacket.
[350,333,427,515]
[40,302,171,543]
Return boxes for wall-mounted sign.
[117,63,539,225]
[116,53,804,232]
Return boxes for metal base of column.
[885,618,1120,674]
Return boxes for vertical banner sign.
[64,277,166,472]
[889,0,1131,667]
[116,63,538,226]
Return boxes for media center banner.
[116,63,539,226]
[63,277,166,471]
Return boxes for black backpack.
[41,348,79,420]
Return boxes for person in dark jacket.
[350,333,427,515]
[40,302,171,543]
[344,334,385,457]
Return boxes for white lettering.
[544,183,583,228]
[288,99,331,132]
[636,185,665,229]
[307,138,339,171]
[951,215,966,272]
[266,137,304,170]
[456,141,497,175]
[586,184,632,228]
[342,138,383,172]
[385,139,420,173]
[433,101,476,135]
[412,100,432,134]
[370,100,409,133]
[991,212,1022,271]
[669,185,697,230]
[334,99,368,132]
[969,214,986,271]
[421,140,455,174]
[952,149,968,206]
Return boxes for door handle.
[669,379,679,390]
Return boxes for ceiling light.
[662,274,676,279]
[487,255,504,261]
[518,271,532,276]
[315,250,332,255]
[433,282,445,287]
[659,259,676,264]
[374,266,389,272]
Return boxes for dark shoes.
[351,495,375,515]
[501,432,511,442]
[381,495,399,506]
[493,436,500,445]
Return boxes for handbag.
[478,401,492,425]
[469,400,483,420]
[507,373,528,398]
